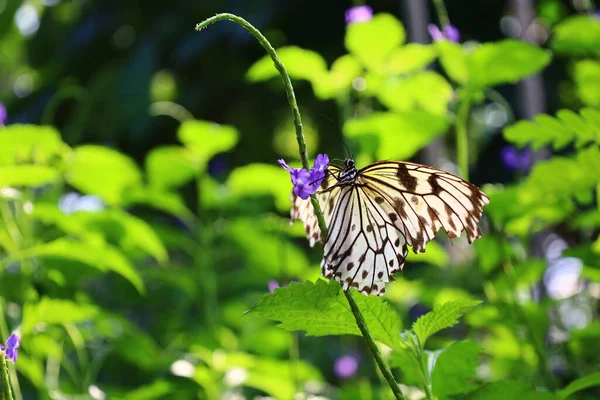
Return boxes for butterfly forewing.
[290,160,489,296]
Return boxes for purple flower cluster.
[345,5,373,24]
[1,333,20,363]
[428,24,460,42]
[501,146,532,173]
[278,154,329,200]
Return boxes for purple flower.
[334,353,359,379]
[278,154,329,200]
[0,102,7,125]
[0,333,20,363]
[345,5,373,24]
[268,280,280,293]
[501,146,532,173]
[595,9,600,19]
[428,24,461,42]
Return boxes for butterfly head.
[339,158,358,182]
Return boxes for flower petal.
[312,154,329,173]
[6,333,19,350]
[443,24,461,42]
[277,159,294,173]
[5,348,17,363]
[428,24,444,41]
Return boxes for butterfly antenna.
[341,137,353,160]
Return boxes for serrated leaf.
[551,15,600,57]
[464,381,559,400]
[503,108,599,150]
[412,299,482,348]
[558,372,600,399]
[432,340,481,398]
[345,14,405,72]
[0,165,59,187]
[468,40,551,88]
[247,46,327,83]
[248,279,403,350]
[67,145,143,205]
[343,111,448,161]
[22,298,100,334]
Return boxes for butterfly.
[291,158,490,295]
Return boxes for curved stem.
[41,85,86,126]
[195,13,404,399]
[456,97,471,181]
[0,353,14,400]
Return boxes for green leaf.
[177,120,239,170]
[377,71,453,116]
[437,41,468,84]
[383,43,437,75]
[468,40,551,88]
[412,299,482,348]
[124,186,194,222]
[464,381,559,400]
[432,340,481,398]
[226,163,292,212]
[0,124,67,165]
[344,111,448,160]
[9,238,145,293]
[22,297,100,334]
[503,108,599,150]
[313,54,362,99]
[120,380,175,400]
[0,165,59,187]
[551,15,600,57]
[246,46,327,83]
[145,145,196,189]
[558,372,600,399]
[248,279,403,351]
[574,60,600,107]
[228,219,309,277]
[406,241,449,267]
[345,14,405,72]
[67,145,143,205]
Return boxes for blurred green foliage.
[0,4,599,400]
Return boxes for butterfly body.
[291,159,489,295]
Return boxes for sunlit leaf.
[14,355,45,389]
[468,40,551,88]
[437,41,468,84]
[9,238,145,293]
[574,60,600,107]
[0,165,59,187]
[345,14,405,72]
[124,186,194,222]
[67,145,143,205]
[313,54,362,99]
[412,299,481,348]
[227,163,291,212]
[22,297,100,334]
[503,108,599,150]
[407,241,449,267]
[145,145,196,189]
[383,43,437,75]
[177,120,239,170]
[551,15,600,57]
[246,46,327,83]
[377,71,453,116]
[120,380,175,400]
[0,124,67,165]
[248,279,404,351]
[344,111,448,160]
[432,340,481,398]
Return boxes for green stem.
[195,13,404,399]
[0,353,14,400]
[456,96,471,181]
[41,85,86,126]
[432,0,451,26]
